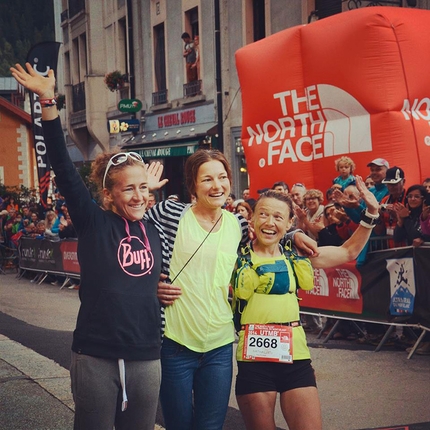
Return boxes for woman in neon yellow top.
[233,177,379,430]
[154,150,318,430]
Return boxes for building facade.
[0,96,36,190]
[58,0,427,201]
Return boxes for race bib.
[243,324,293,363]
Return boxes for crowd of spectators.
[223,157,430,354]
[0,190,78,287]
[0,190,77,245]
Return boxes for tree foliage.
[0,0,54,76]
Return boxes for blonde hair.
[303,189,324,204]
[335,156,355,173]
[44,210,58,230]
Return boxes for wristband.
[360,209,379,226]
[364,209,379,219]
[39,98,57,108]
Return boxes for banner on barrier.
[299,262,363,315]
[19,237,80,276]
[17,238,430,328]
[300,246,429,327]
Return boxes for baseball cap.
[382,166,405,184]
[367,158,389,169]
[257,187,270,194]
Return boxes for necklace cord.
[170,212,223,284]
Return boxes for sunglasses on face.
[102,152,144,188]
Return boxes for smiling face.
[252,196,292,247]
[369,164,387,184]
[406,189,425,209]
[104,164,149,221]
[304,196,320,213]
[194,160,231,210]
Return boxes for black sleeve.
[42,118,94,233]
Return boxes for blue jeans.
[160,338,233,430]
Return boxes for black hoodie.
[43,118,162,360]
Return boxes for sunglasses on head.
[102,152,144,188]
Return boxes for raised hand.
[10,63,56,99]
[146,161,169,191]
[332,188,360,208]
[355,175,378,215]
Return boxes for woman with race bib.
[232,177,379,430]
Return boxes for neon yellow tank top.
[164,208,241,352]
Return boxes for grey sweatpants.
[70,352,161,430]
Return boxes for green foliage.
[0,183,21,201]
[0,0,54,76]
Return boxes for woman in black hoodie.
[11,63,163,430]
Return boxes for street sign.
[118,99,143,113]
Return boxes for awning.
[121,125,219,158]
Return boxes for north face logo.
[308,268,329,297]
[332,268,360,300]
[246,84,372,167]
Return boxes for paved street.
[1,270,429,430]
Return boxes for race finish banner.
[299,246,430,329]
[26,41,62,208]
[19,237,80,277]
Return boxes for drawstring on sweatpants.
[118,359,128,411]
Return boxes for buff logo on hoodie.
[118,236,154,277]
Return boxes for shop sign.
[108,119,140,134]
[137,144,198,158]
[118,99,143,113]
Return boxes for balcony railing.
[152,89,168,106]
[69,0,85,19]
[72,82,86,112]
[183,80,202,98]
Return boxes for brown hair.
[236,201,253,220]
[255,190,294,220]
[184,149,232,197]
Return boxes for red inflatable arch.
[235,7,430,197]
